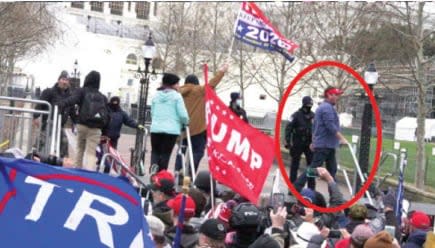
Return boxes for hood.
[154,89,178,103]
[407,230,427,246]
[83,70,100,90]
[179,84,196,97]
[165,225,199,248]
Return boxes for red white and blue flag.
[0,157,154,248]
[234,2,298,62]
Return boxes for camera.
[328,229,342,239]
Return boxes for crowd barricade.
[0,96,52,155]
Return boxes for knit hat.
[162,73,180,86]
[409,211,431,230]
[148,170,175,196]
[363,231,393,248]
[110,96,120,105]
[230,92,241,101]
[167,193,196,218]
[194,170,216,194]
[145,215,165,237]
[58,70,69,80]
[199,218,227,241]
[302,96,313,106]
[249,234,280,248]
[351,224,374,247]
[218,200,237,223]
[349,204,368,221]
[185,74,199,85]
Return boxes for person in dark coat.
[33,70,76,157]
[402,211,430,248]
[58,70,109,171]
[229,92,248,123]
[102,96,143,149]
[285,96,314,186]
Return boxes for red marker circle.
[274,60,382,213]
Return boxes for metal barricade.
[0,96,52,155]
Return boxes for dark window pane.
[110,2,123,16]
[71,2,84,9]
[136,2,150,20]
[90,2,103,12]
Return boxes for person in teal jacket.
[150,73,189,171]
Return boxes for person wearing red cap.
[403,211,431,248]
[164,193,198,247]
[293,86,348,192]
[149,170,176,228]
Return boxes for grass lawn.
[338,134,435,188]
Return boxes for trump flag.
[205,86,275,204]
[234,2,298,62]
[0,157,154,248]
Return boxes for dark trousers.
[293,148,337,191]
[175,131,206,177]
[150,133,178,171]
[289,145,313,183]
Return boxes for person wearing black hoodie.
[33,70,76,157]
[59,70,109,171]
[102,96,143,149]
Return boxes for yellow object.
[0,140,10,149]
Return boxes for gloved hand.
[137,124,145,131]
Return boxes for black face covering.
[303,106,312,112]
[109,102,120,111]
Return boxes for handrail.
[99,153,147,189]
[346,143,374,205]
[377,152,399,187]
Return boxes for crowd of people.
[10,66,434,248]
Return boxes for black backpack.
[79,89,110,128]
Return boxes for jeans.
[293,148,337,191]
[175,131,206,177]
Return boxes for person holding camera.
[285,96,314,186]
[293,87,348,191]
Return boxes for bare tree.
[373,2,435,189]
[0,2,61,94]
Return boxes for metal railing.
[0,96,52,155]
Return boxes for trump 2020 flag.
[0,157,154,248]
[205,85,275,204]
[234,2,298,62]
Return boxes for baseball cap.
[148,170,175,196]
[301,188,316,203]
[409,211,431,229]
[199,218,227,241]
[167,193,196,218]
[324,87,344,96]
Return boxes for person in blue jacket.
[150,73,189,171]
[102,96,144,149]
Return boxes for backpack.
[79,89,110,128]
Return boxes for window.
[126,54,137,65]
[136,2,150,20]
[90,2,103,12]
[110,2,123,16]
[71,2,84,9]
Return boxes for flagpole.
[227,2,242,60]
[173,177,190,248]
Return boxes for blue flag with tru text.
[0,157,154,248]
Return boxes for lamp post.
[70,59,81,90]
[355,63,379,194]
[132,32,157,173]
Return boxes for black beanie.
[110,96,120,104]
[83,70,101,89]
[162,73,180,86]
[199,218,227,241]
[185,74,199,85]
[58,70,69,80]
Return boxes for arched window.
[126,54,137,65]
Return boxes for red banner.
[205,86,275,204]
